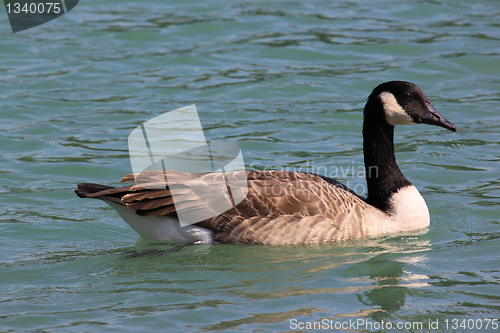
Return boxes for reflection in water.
[105,235,432,330]
[353,238,430,321]
[358,258,407,319]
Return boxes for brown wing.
[76,169,370,244]
[118,170,248,219]
[195,170,370,243]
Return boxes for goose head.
[362,81,456,213]
[366,81,457,132]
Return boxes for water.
[1,0,499,331]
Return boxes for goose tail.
[75,183,129,206]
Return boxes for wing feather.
[77,169,370,244]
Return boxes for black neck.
[363,101,411,212]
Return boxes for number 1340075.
[6,2,61,14]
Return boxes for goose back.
[76,169,422,244]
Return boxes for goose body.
[75,81,456,245]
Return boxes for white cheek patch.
[379,92,415,126]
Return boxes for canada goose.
[75,81,456,245]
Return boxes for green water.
[1,0,499,332]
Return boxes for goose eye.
[403,93,411,99]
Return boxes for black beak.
[419,103,457,132]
